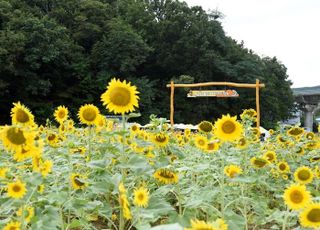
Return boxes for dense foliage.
[0,0,294,127]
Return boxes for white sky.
[184,0,320,88]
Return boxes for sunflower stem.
[282,207,290,230]
[220,146,226,217]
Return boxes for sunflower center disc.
[110,87,131,106]
[74,176,85,186]
[254,159,267,168]
[307,208,320,222]
[221,121,236,134]
[13,184,21,192]
[298,170,311,181]
[16,109,30,123]
[279,164,286,171]
[7,128,27,145]
[58,110,66,118]
[290,191,303,203]
[83,109,97,122]
[138,194,144,200]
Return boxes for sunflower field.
[0,79,319,230]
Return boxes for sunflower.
[198,121,213,133]
[283,184,311,210]
[11,102,35,126]
[305,132,315,140]
[7,180,27,199]
[184,129,191,137]
[0,167,8,179]
[276,135,288,145]
[101,78,139,114]
[250,157,269,169]
[185,219,218,230]
[214,114,243,142]
[194,135,208,150]
[70,173,87,190]
[130,123,140,133]
[152,133,169,147]
[277,161,290,174]
[78,104,100,126]
[263,151,277,163]
[154,168,178,184]
[70,147,86,155]
[287,127,304,137]
[224,165,242,178]
[294,166,314,184]
[13,145,34,162]
[236,137,248,149]
[206,141,219,152]
[3,221,21,230]
[46,131,59,146]
[299,203,320,228]
[133,186,149,208]
[240,108,257,120]
[40,160,53,177]
[16,206,35,223]
[54,105,69,124]
[1,126,33,152]
[119,193,132,220]
[295,146,305,155]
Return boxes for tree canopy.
[0,0,294,128]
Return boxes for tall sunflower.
[1,126,33,152]
[133,186,149,208]
[11,102,35,126]
[294,166,314,184]
[101,78,139,114]
[198,121,213,133]
[16,206,35,223]
[263,151,277,163]
[154,168,178,184]
[152,133,169,147]
[7,180,27,199]
[54,105,69,124]
[283,184,311,210]
[277,161,290,174]
[3,221,21,230]
[78,104,100,126]
[224,165,242,178]
[250,157,269,169]
[287,127,304,137]
[70,173,87,190]
[194,135,208,150]
[185,219,218,230]
[214,114,243,142]
[299,203,320,228]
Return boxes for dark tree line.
[0,0,294,128]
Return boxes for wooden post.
[256,79,260,129]
[170,81,175,127]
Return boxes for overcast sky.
[184,0,320,88]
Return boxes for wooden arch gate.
[166,79,265,128]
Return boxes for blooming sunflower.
[236,137,248,149]
[133,186,149,208]
[206,141,219,153]
[240,108,257,120]
[305,132,315,140]
[78,104,100,126]
[214,114,243,142]
[3,221,21,230]
[198,121,213,133]
[13,145,34,162]
[263,151,277,163]
[39,160,53,177]
[277,161,290,174]
[101,78,139,114]
[16,206,35,223]
[1,126,33,152]
[299,203,320,228]
[294,166,314,184]
[54,105,69,124]
[119,193,132,220]
[11,102,35,126]
[152,133,169,147]
[194,135,208,150]
[130,123,140,133]
[0,167,8,179]
[287,127,304,137]
[154,168,178,184]
[7,180,27,199]
[224,165,242,178]
[70,173,87,190]
[250,157,269,169]
[185,219,218,230]
[283,184,311,210]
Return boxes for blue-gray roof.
[292,85,320,96]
